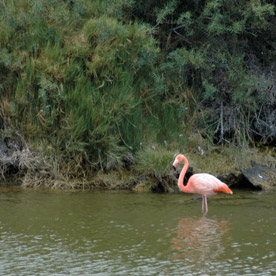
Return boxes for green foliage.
[124,0,276,144]
[0,0,275,179]
[1,0,179,173]
[134,147,175,180]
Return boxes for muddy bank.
[1,138,275,191]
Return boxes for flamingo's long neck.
[178,155,189,193]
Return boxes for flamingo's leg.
[201,195,208,214]
[205,196,208,213]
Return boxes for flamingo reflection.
[170,216,230,261]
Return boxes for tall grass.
[0,1,189,177]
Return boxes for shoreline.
[1,144,275,192]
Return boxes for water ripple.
[1,189,276,275]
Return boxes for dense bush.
[123,0,276,144]
[0,0,184,173]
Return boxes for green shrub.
[134,147,175,180]
[123,0,276,144]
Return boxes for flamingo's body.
[173,154,233,213]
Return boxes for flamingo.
[173,154,233,213]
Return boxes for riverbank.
[1,136,275,192]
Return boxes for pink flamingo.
[173,154,233,213]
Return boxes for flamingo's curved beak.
[173,159,178,168]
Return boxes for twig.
[172,29,191,45]
[219,101,224,143]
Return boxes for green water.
[0,187,276,276]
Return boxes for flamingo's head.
[173,154,183,168]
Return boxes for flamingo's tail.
[213,184,233,194]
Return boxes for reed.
[1,0,181,177]
[134,147,175,180]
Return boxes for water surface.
[0,186,276,275]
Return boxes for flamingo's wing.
[189,173,226,195]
